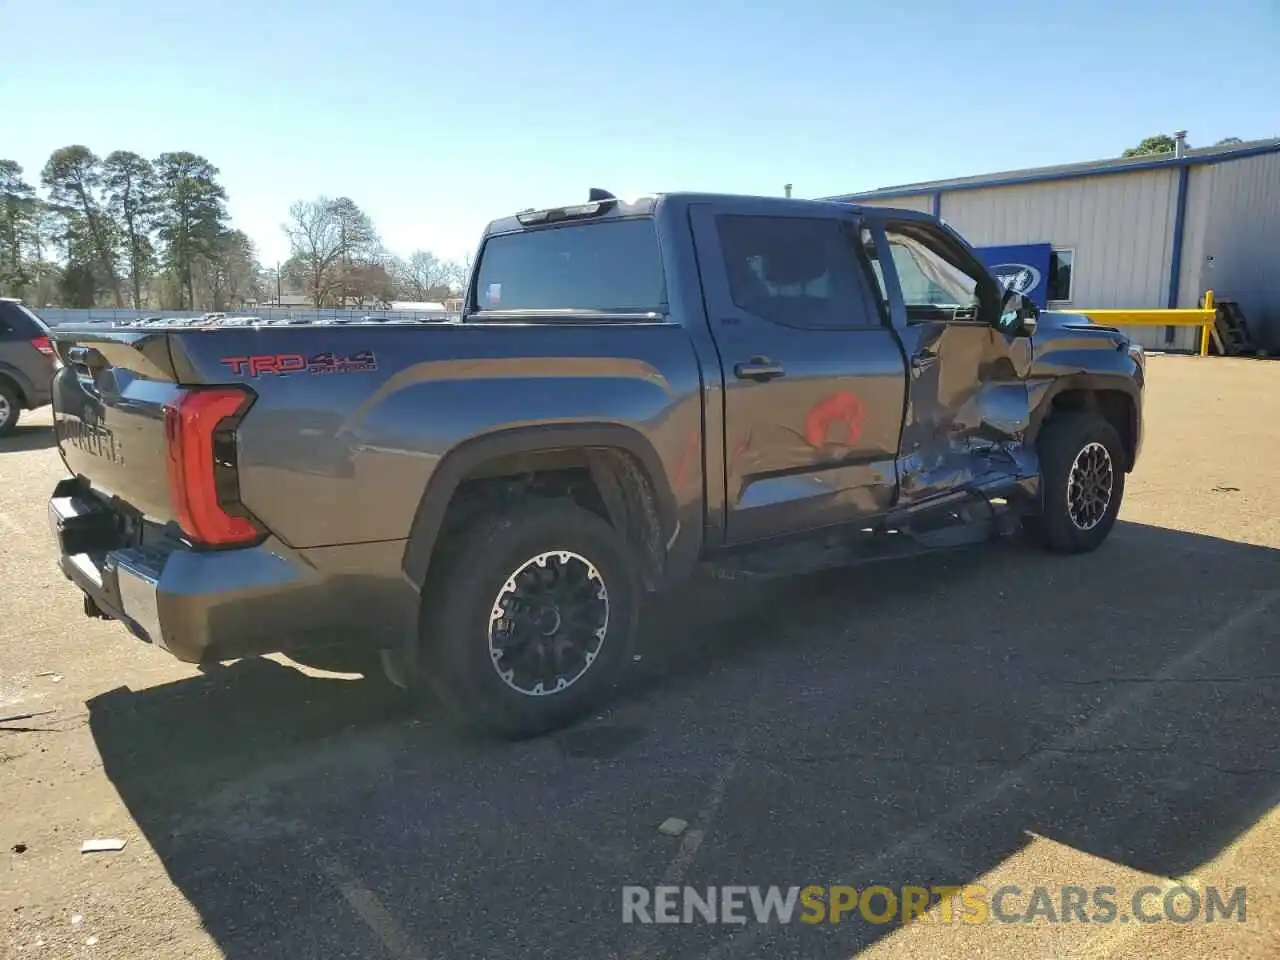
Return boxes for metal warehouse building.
[827,134,1280,352]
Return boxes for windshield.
[472,218,665,314]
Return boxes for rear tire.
[0,381,20,436]
[417,500,641,739]
[1027,412,1126,554]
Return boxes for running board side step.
[701,492,1027,583]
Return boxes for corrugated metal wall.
[1175,167,1213,312]
[846,151,1280,352]
[936,171,1188,351]
[854,194,935,214]
[1180,152,1280,350]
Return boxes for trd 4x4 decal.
[220,351,378,377]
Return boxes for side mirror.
[998,289,1039,336]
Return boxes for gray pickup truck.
[47,191,1144,737]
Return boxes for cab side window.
[715,215,883,329]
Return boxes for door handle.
[909,352,937,374]
[734,358,786,382]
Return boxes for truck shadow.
[1,424,56,453]
[87,520,1280,959]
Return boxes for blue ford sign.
[975,243,1052,308]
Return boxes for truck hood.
[1028,309,1141,377]
[1036,309,1126,338]
[1035,309,1132,351]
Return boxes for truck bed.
[50,321,705,550]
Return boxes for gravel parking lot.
[3,355,1279,960]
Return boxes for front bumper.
[1128,345,1146,468]
[49,478,330,663]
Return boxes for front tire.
[418,500,641,738]
[1027,412,1126,554]
[0,382,20,437]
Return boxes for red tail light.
[31,335,53,355]
[163,388,262,547]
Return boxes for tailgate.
[51,328,186,524]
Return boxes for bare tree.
[343,260,398,307]
[284,196,382,306]
[396,249,456,300]
[446,253,472,294]
[284,197,344,306]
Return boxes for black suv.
[0,298,56,435]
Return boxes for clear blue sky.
[4,0,1277,267]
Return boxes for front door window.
[884,229,983,322]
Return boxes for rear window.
[0,301,49,336]
[472,219,665,314]
[17,302,50,333]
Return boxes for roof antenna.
[588,188,616,202]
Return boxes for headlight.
[1127,342,1146,372]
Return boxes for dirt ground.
[2,355,1279,960]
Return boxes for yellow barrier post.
[1057,290,1217,357]
[1200,289,1215,357]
